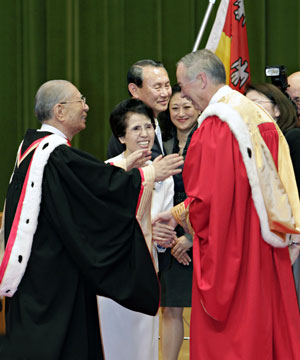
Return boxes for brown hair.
[245,83,298,132]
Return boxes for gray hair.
[178,49,226,85]
[34,80,74,122]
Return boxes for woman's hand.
[171,235,192,265]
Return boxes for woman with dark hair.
[158,84,200,360]
[98,98,175,360]
[246,83,298,131]
[246,83,300,308]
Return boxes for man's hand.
[152,222,176,248]
[289,243,300,265]
[153,154,184,182]
[152,210,178,247]
[171,235,192,265]
[126,149,152,170]
[152,210,178,229]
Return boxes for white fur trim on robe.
[198,102,290,248]
[0,135,68,297]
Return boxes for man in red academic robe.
[154,49,300,359]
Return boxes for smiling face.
[119,112,155,156]
[176,62,205,111]
[134,66,171,117]
[169,92,199,133]
[60,85,89,138]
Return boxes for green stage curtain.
[0,0,299,203]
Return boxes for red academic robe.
[183,116,300,359]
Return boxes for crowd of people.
[0,49,300,360]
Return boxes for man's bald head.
[286,71,300,119]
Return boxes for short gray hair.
[178,49,226,85]
[34,80,74,122]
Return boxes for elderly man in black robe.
[0,80,182,360]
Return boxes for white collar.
[209,85,234,105]
[39,124,68,140]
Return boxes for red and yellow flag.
[206,0,250,93]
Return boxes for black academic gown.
[0,130,159,360]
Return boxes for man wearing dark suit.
[107,59,172,159]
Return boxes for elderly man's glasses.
[59,95,86,105]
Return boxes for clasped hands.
[152,210,192,266]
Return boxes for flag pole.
[192,0,216,52]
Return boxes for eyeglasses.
[59,95,86,105]
[253,100,275,105]
[127,124,155,136]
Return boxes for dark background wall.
[0,0,299,203]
